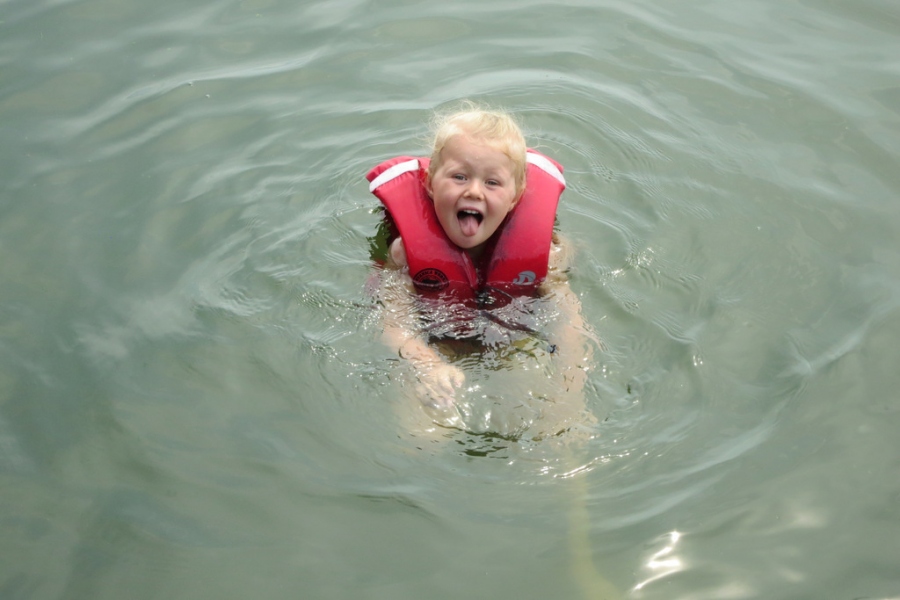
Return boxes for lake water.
[3,0,900,598]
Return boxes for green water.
[2,0,900,598]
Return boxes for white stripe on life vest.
[369,158,420,193]
[526,152,566,187]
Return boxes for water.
[2,0,900,598]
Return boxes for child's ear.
[423,174,434,199]
[509,189,525,210]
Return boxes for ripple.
[4,0,900,596]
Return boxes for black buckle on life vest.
[476,289,496,308]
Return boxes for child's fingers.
[415,378,455,409]
[434,376,458,406]
[450,367,465,388]
[413,363,465,410]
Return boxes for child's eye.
[486,179,500,186]
[452,174,466,181]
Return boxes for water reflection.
[634,530,684,592]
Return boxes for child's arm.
[377,238,465,408]
[539,236,596,428]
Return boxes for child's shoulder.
[387,237,408,269]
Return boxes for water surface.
[2,0,900,598]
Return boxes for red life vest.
[367,149,565,307]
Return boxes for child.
[368,104,593,435]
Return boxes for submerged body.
[375,232,593,439]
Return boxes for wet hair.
[428,101,527,197]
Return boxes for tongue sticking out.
[458,210,482,237]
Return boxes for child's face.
[425,134,519,256]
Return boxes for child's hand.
[415,362,465,409]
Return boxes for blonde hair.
[428,102,527,197]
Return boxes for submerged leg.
[564,445,624,600]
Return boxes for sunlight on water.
[634,530,684,592]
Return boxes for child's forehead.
[441,136,516,168]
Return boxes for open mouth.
[457,209,483,236]
[458,209,483,223]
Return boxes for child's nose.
[465,180,484,198]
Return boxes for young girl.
[368,104,594,437]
